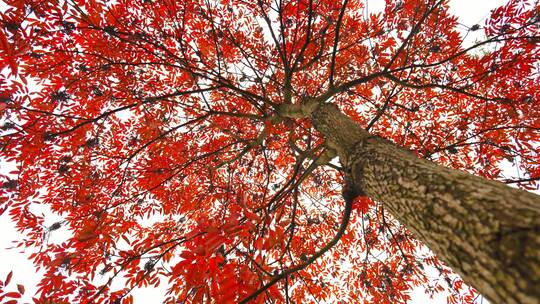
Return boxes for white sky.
[0,0,510,303]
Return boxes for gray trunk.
[310,103,540,304]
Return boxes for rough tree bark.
[281,101,540,304]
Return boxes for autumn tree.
[0,0,539,303]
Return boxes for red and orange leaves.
[0,0,538,303]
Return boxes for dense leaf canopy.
[0,0,538,303]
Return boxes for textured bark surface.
[311,103,540,304]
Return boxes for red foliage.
[0,0,538,303]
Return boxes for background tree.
[0,0,539,303]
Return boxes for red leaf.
[17,284,25,294]
[352,197,373,214]
[4,271,13,286]
[4,292,21,298]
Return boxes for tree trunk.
[309,103,540,304]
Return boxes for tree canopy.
[0,0,539,303]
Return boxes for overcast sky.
[0,0,510,303]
